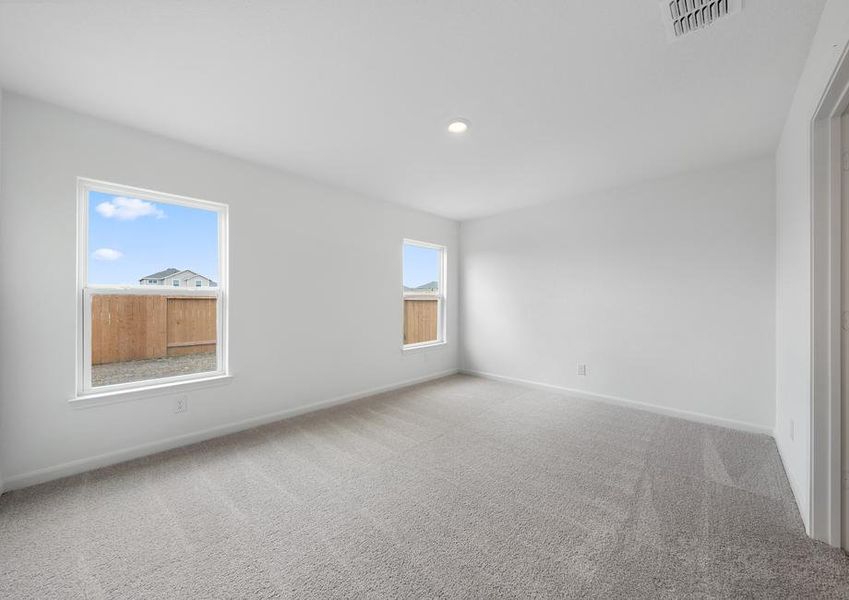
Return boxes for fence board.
[166,297,217,357]
[404,298,438,345]
[91,295,167,364]
[91,295,216,365]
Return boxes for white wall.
[461,157,776,432]
[774,0,849,530]
[0,93,459,487]
[0,87,4,494]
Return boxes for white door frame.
[811,42,849,547]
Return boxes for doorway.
[811,43,849,549]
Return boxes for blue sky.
[88,191,218,285]
[403,243,441,289]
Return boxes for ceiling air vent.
[662,0,742,39]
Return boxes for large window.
[77,178,228,396]
[402,240,446,348]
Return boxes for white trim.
[810,41,849,547]
[77,177,228,213]
[775,428,807,523]
[83,290,92,388]
[401,239,445,252]
[85,285,218,296]
[402,340,447,353]
[76,177,229,398]
[76,179,87,400]
[462,369,773,436]
[402,293,440,300]
[2,369,459,492]
[71,374,233,408]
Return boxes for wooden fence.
[403,297,438,345]
[92,295,216,365]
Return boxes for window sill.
[70,373,233,409]
[402,340,447,353]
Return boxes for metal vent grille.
[663,0,742,38]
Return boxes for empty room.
[2,1,849,598]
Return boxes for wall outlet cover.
[577,363,588,376]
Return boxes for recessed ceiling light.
[447,119,469,134]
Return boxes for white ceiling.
[0,0,826,220]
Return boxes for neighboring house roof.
[172,270,217,285]
[141,267,180,280]
[140,267,218,286]
[171,269,200,280]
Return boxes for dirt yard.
[92,352,217,387]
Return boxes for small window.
[402,240,446,348]
[77,178,228,396]
[196,280,202,287]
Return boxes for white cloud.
[95,196,165,221]
[92,248,124,261]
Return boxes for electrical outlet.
[788,419,795,442]
[174,395,188,414]
[577,363,587,376]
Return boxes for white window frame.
[75,177,229,399]
[172,279,180,287]
[401,239,447,350]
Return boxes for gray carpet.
[1,375,847,599]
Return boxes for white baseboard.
[2,368,459,492]
[773,431,809,534]
[462,369,773,436]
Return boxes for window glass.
[88,190,218,286]
[83,185,224,391]
[402,241,444,346]
[403,244,440,294]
